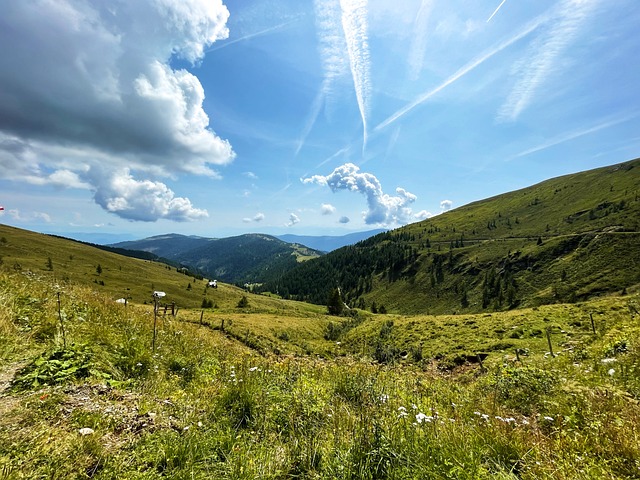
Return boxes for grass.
[1,263,640,478]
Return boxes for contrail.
[487,0,507,23]
[513,114,636,159]
[340,0,371,152]
[205,18,300,52]
[374,15,544,133]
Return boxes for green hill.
[113,233,324,285]
[262,159,640,314]
[1,244,639,478]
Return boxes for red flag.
[0,206,4,211]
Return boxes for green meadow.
[1,225,640,478]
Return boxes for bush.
[237,296,249,308]
[484,365,558,414]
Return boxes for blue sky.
[1,0,639,241]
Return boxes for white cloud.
[339,216,350,224]
[440,199,453,212]
[244,171,258,179]
[302,163,417,226]
[321,203,337,215]
[0,0,234,221]
[286,213,301,227]
[92,169,208,222]
[414,210,432,220]
[33,212,52,223]
[243,212,265,223]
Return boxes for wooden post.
[221,318,225,332]
[153,295,158,353]
[515,348,521,362]
[57,292,66,349]
[590,313,596,334]
[477,353,486,372]
[546,327,554,357]
[199,310,204,325]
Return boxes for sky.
[1,0,639,242]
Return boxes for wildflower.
[398,406,408,418]
[543,416,554,422]
[249,366,258,372]
[608,368,615,376]
[379,394,389,403]
[601,358,616,364]
[415,413,433,424]
[197,421,203,427]
[411,404,418,410]
[136,363,143,367]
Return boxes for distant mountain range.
[275,229,386,252]
[108,229,387,284]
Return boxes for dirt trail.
[0,361,26,418]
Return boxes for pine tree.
[327,288,344,316]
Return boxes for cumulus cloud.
[414,210,432,220]
[91,168,208,222]
[440,200,453,212]
[339,216,350,224]
[321,203,337,215]
[302,163,417,226]
[286,213,301,227]
[0,0,234,222]
[243,213,265,223]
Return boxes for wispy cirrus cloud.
[513,114,636,159]
[498,0,599,121]
[374,14,544,132]
[407,0,434,81]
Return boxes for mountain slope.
[114,233,324,284]
[276,229,387,252]
[262,158,640,313]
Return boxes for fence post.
[57,291,66,349]
[546,327,554,357]
[590,313,596,334]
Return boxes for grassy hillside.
[1,258,639,478]
[0,224,322,315]
[265,159,640,314]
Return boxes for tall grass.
[1,269,639,478]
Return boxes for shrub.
[484,365,558,414]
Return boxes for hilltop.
[112,233,324,285]
[264,159,640,314]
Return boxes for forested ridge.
[260,159,640,314]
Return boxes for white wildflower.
[249,366,258,372]
[608,368,615,376]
